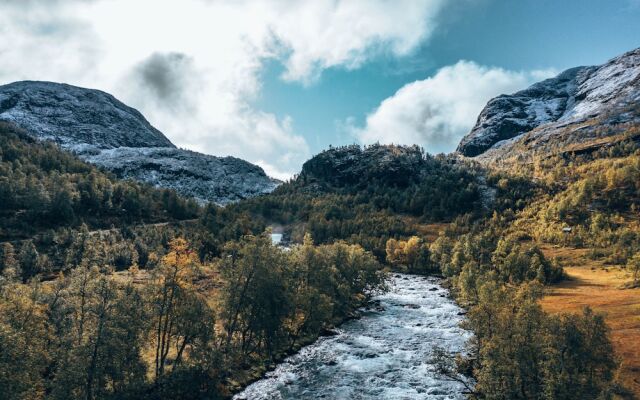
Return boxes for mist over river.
[234,274,471,400]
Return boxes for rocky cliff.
[457,48,640,159]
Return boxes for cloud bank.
[351,61,556,154]
[0,0,445,179]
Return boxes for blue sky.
[254,0,640,158]
[0,0,639,178]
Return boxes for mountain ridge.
[0,80,279,204]
[457,47,640,159]
[0,80,175,149]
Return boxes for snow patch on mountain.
[458,48,640,157]
[83,147,279,205]
[0,81,174,149]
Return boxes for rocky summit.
[0,81,279,204]
[0,81,174,150]
[457,47,640,159]
[300,144,426,188]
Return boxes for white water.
[270,233,283,245]
[234,274,471,400]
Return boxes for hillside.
[0,81,174,149]
[227,143,485,261]
[1,131,630,399]
[223,135,635,397]
[0,81,279,204]
[0,122,199,242]
[299,144,426,187]
[84,147,278,205]
[0,135,392,398]
[450,46,640,398]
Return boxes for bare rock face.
[0,81,174,149]
[83,147,279,205]
[457,47,640,158]
[0,81,279,204]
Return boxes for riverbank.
[223,306,367,396]
[222,281,385,397]
[233,274,471,399]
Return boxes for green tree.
[219,234,291,359]
[458,280,617,400]
[543,308,617,399]
[626,252,640,286]
[50,188,75,225]
[0,243,20,281]
[0,282,50,400]
[18,240,39,280]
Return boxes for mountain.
[84,147,279,205]
[457,47,640,160]
[0,81,278,204]
[0,81,174,149]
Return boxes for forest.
[1,122,639,399]
[0,122,199,242]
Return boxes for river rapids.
[234,274,472,400]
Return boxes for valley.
[0,45,639,400]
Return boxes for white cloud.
[0,0,446,177]
[350,61,557,153]
[269,0,444,84]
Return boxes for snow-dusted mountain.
[458,47,640,158]
[84,147,278,205]
[0,81,174,149]
[0,81,279,204]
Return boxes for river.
[234,274,472,400]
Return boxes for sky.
[0,0,639,179]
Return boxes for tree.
[50,188,75,225]
[385,236,434,273]
[287,233,334,342]
[0,282,51,399]
[385,238,405,266]
[457,280,617,400]
[48,267,150,400]
[147,238,214,384]
[84,275,117,400]
[18,240,39,280]
[627,252,640,287]
[1,243,20,281]
[219,234,291,359]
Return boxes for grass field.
[540,245,640,398]
[411,221,449,242]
